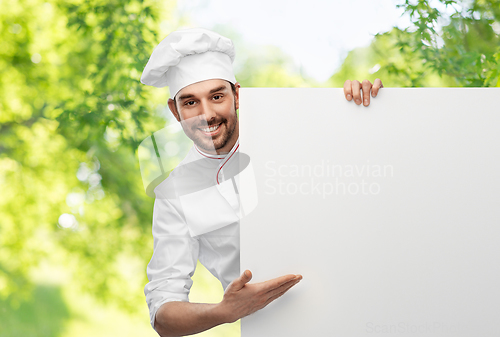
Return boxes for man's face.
[168,79,240,154]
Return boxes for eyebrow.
[177,93,194,101]
[177,86,228,102]
[208,86,227,94]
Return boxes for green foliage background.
[0,0,498,336]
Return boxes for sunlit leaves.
[0,0,169,309]
[396,0,500,87]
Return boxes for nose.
[199,99,217,124]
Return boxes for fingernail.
[364,99,368,105]
[347,94,352,100]
[356,99,361,104]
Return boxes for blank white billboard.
[239,88,500,337]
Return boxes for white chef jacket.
[144,138,241,329]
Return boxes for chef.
[140,27,382,337]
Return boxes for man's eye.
[185,101,195,106]
[213,95,222,100]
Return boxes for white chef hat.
[140,28,236,98]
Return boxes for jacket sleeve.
[144,188,200,330]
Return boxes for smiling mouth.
[200,123,222,136]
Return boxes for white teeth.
[201,124,220,132]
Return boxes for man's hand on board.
[217,270,302,323]
[344,79,383,106]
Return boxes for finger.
[362,79,372,106]
[265,275,301,298]
[231,270,252,290]
[263,279,300,307]
[257,274,297,292]
[372,78,383,97]
[268,274,299,290]
[351,80,362,105]
[343,80,353,101]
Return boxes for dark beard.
[192,103,238,153]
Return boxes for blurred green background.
[0,0,499,336]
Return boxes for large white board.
[239,88,500,337]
